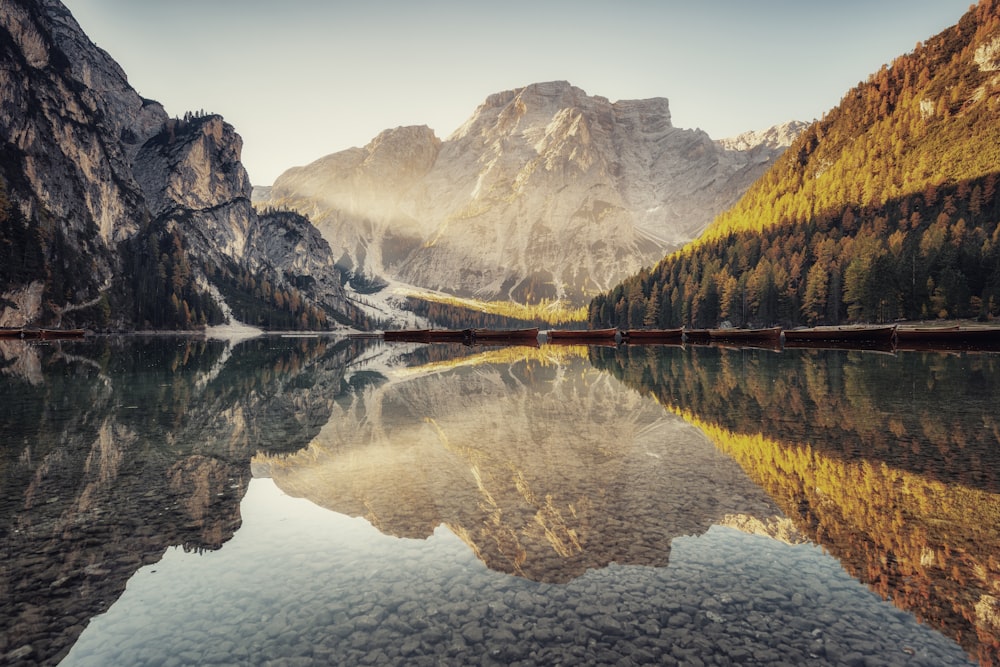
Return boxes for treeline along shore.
[588,174,1000,332]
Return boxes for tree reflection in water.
[2,338,997,665]
[0,335,370,665]
[590,344,1000,666]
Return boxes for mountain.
[265,81,804,307]
[0,0,366,331]
[589,0,1000,329]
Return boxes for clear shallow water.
[1,336,996,665]
[61,479,969,667]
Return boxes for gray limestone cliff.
[268,81,806,305]
[0,0,365,330]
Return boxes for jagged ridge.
[267,81,804,307]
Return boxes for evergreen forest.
[116,214,358,331]
[589,0,1000,330]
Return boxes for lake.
[1,335,997,666]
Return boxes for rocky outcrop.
[715,120,809,152]
[133,115,255,262]
[0,0,161,325]
[248,209,359,323]
[0,0,364,330]
[268,81,804,306]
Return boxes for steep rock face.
[0,0,166,324]
[0,0,165,244]
[0,0,363,330]
[133,116,254,263]
[125,114,367,329]
[269,81,803,305]
[272,125,442,275]
[249,209,359,321]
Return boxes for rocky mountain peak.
[361,125,441,184]
[716,120,811,152]
[452,81,604,143]
[267,81,803,306]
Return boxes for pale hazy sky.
[61,0,973,186]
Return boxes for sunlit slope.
[703,1,1000,244]
[588,2,1000,329]
[401,289,588,326]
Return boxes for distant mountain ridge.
[265,81,805,306]
[0,0,365,330]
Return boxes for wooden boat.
[471,328,539,342]
[782,325,896,346]
[39,328,86,339]
[708,327,782,343]
[546,328,618,342]
[894,325,961,340]
[0,327,23,338]
[682,328,712,344]
[427,329,472,343]
[895,325,1000,349]
[621,328,683,344]
[383,329,431,342]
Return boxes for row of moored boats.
[4,323,994,349]
[0,327,87,340]
[382,324,1000,350]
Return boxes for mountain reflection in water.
[253,345,795,583]
[0,336,995,665]
[0,335,368,665]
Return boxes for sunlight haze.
[61,0,973,185]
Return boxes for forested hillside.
[590,0,1000,329]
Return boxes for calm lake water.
[1,335,998,666]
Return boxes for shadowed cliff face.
[0,0,165,323]
[254,346,795,583]
[0,336,371,665]
[0,0,364,330]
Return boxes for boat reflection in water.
[592,344,1000,666]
